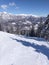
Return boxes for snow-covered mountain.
[0,31,49,65]
[0,12,48,40]
[0,12,46,23]
[0,12,17,22]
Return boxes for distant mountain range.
[0,12,49,40]
[0,12,46,23]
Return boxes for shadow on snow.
[22,36,46,41]
[11,37,49,60]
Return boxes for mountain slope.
[0,12,46,23]
[0,31,49,65]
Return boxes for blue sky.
[0,0,49,16]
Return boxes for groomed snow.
[0,31,49,65]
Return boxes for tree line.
[0,15,49,41]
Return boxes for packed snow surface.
[0,31,49,65]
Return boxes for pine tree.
[29,24,35,37]
[36,17,43,37]
[0,23,2,31]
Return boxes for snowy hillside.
[0,31,49,65]
[0,12,46,23]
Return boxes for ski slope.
[0,31,49,65]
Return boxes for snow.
[0,31,49,65]
[21,26,30,30]
[12,22,16,25]
[34,24,38,30]
[26,21,32,24]
[16,14,39,17]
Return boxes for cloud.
[9,2,16,6]
[0,2,19,10]
[1,4,8,9]
[9,2,19,10]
